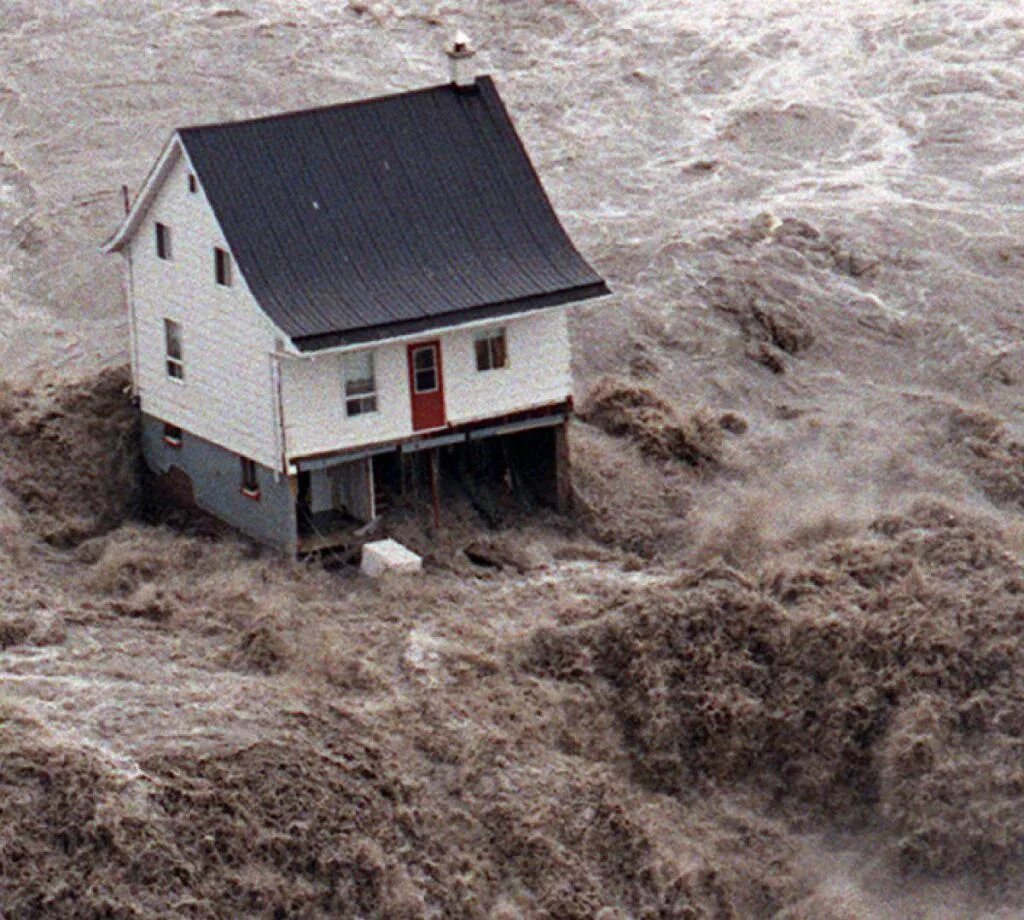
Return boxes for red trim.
[240,487,261,501]
[163,436,182,448]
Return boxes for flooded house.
[103,43,608,553]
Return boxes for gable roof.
[108,76,608,351]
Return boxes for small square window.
[215,247,232,286]
[239,457,260,497]
[188,173,197,193]
[474,327,507,371]
[164,318,184,380]
[163,423,182,447]
[155,222,171,260]
[412,345,439,393]
[343,350,378,416]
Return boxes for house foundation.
[291,404,572,551]
[143,404,572,556]
[140,413,298,553]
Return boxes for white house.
[103,66,608,553]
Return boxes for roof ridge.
[178,76,493,135]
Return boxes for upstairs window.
[164,319,184,380]
[155,222,171,260]
[239,456,260,498]
[474,327,507,371]
[188,173,197,193]
[163,422,182,447]
[343,350,377,416]
[215,247,232,286]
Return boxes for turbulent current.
[3,1,1024,917]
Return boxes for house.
[103,49,608,554]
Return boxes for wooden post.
[365,457,376,520]
[554,420,572,514]
[398,446,408,499]
[429,448,441,529]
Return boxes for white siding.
[445,310,572,425]
[280,308,572,461]
[280,339,412,459]
[130,145,283,470]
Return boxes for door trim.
[406,339,446,431]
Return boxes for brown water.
[3,1,1024,916]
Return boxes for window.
[343,350,377,416]
[412,345,439,393]
[188,173,197,193]
[474,327,507,371]
[215,247,232,286]
[155,222,171,260]
[164,318,184,380]
[239,457,260,498]
[163,423,182,447]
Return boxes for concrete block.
[360,538,423,578]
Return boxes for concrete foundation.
[141,413,297,553]
[142,408,569,556]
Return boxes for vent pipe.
[445,31,476,88]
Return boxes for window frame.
[342,349,378,417]
[214,247,233,287]
[155,222,171,260]
[474,326,508,372]
[239,456,260,499]
[162,422,183,448]
[164,318,184,381]
[188,173,197,194]
[411,344,440,394]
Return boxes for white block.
[360,539,423,578]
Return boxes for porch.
[291,405,571,553]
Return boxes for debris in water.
[360,538,423,577]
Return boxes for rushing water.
[3,2,1024,916]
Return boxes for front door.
[407,340,446,431]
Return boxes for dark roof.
[178,76,608,351]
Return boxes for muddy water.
[3,1,1024,917]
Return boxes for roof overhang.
[289,281,611,353]
[101,133,184,254]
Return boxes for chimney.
[445,31,476,88]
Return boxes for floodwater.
[3,1,1024,916]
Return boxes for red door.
[407,340,446,431]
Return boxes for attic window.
[239,457,260,498]
[215,247,232,286]
[155,222,171,260]
[343,350,378,416]
[188,173,197,193]
[163,423,182,447]
[164,318,184,380]
[474,327,507,371]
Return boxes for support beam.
[429,448,441,530]
[399,446,409,499]
[555,420,572,514]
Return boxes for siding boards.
[281,339,411,459]
[132,151,281,470]
[280,309,572,462]
[445,310,571,424]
